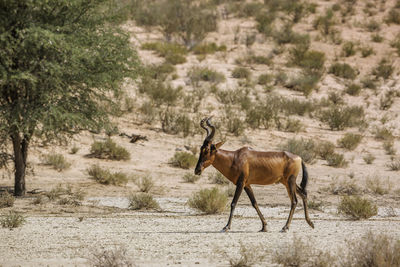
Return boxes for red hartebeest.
[194,117,314,232]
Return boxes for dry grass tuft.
[128,193,160,211]
[338,195,378,220]
[169,152,197,169]
[90,138,130,161]
[134,174,154,192]
[1,211,26,229]
[42,153,71,171]
[89,246,135,267]
[87,165,129,186]
[0,191,15,208]
[187,187,228,214]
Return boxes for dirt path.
[1,198,399,266]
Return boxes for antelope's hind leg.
[281,175,298,233]
[244,185,267,232]
[296,185,314,229]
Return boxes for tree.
[0,0,140,196]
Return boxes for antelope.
[194,117,314,232]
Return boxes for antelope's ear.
[214,141,225,150]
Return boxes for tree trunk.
[11,133,28,196]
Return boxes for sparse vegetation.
[188,67,225,86]
[87,165,129,186]
[42,153,71,171]
[1,211,26,229]
[90,139,130,161]
[338,195,378,220]
[327,177,361,195]
[279,138,316,164]
[315,140,336,160]
[342,41,357,57]
[337,133,362,150]
[187,187,228,214]
[383,140,396,155]
[89,246,134,267]
[326,153,348,168]
[135,174,155,192]
[328,62,357,79]
[182,173,201,183]
[363,153,376,164]
[366,176,390,195]
[128,193,160,210]
[209,172,229,185]
[227,242,266,267]
[0,191,15,208]
[387,158,400,171]
[373,59,394,80]
[169,152,197,169]
[232,67,251,79]
[345,83,362,96]
[319,105,365,130]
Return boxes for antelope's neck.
[212,149,234,178]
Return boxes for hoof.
[308,221,315,229]
[280,227,289,233]
[259,226,267,232]
[221,227,230,233]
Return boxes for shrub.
[313,9,335,35]
[1,211,26,229]
[188,67,225,86]
[182,172,201,183]
[360,46,374,57]
[374,127,394,141]
[366,176,389,195]
[281,98,315,116]
[380,90,396,110]
[141,42,187,64]
[169,152,197,169]
[225,114,245,137]
[160,110,193,137]
[361,77,377,90]
[328,62,357,79]
[192,42,226,55]
[227,242,266,267]
[135,174,154,192]
[232,67,251,79]
[0,191,15,208]
[45,184,72,201]
[273,236,336,267]
[209,172,229,185]
[89,246,134,267]
[391,34,400,55]
[338,196,377,220]
[345,83,361,96]
[326,153,348,168]
[257,73,273,85]
[386,9,400,24]
[342,232,400,267]
[279,117,303,133]
[327,178,361,195]
[387,158,400,171]
[256,12,276,36]
[308,199,324,211]
[383,140,396,155]
[70,145,79,154]
[187,187,228,214]
[42,153,71,171]
[371,33,384,42]
[87,164,129,186]
[128,192,160,210]
[279,138,316,164]
[363,153,376,164]
[90,138,130,161]
[285,72,321,96]
[365,19,380,32]
[246,55,272,65]
[373,59,394,80]
[337,133,362,150]
[139,78,182,107]
[319,105,365,130]
[315,140,336,160]
[342,41,357,57]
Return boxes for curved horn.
[200,118,209,137]
[205,116,215,141]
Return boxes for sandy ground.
[1,196,400,266]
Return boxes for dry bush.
[337,133,362,150]
[182,172,201,183]
[345,83,362,96]
[366,176,390,195]
[338,195,377,220]
[279,138,317,164]
[313,8,335,35]
[44,184,85,205]
[128,193,160,211]
[226,242,266,267]
[232,67,251,79]
[363,153,376,164]
[342,41,357,57]
[327,177,361,195]
[373,59,394,80]
[89,246,135,267]
[307,199,324,211]
[187,187,228,214]
[160,110,194,137]
[188,66,225,86]
[90,138,130,161]
[42,153,71,171]
[1,211,26,229]
[70,145,80,154]
[135,174,154,192]
[169,151,197,169]
[87,165,129,186]
[383,140,396,155]
[209,172,229,185]
[342,232,400,267]
[285,72,321,96]
[272,236,336,267]
[319,105,365,130]
[226,184,236,197]
[315,140,336,160]
[371,33,384,43]
[0,191,15,208]
[328,62,357,80]
[387,158,400,171]
[192,42,226,55]
[374,127,394,141]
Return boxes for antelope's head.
[195,117,224,175]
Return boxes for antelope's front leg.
[222,177,244,232]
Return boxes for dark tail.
[300,160,308,194]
